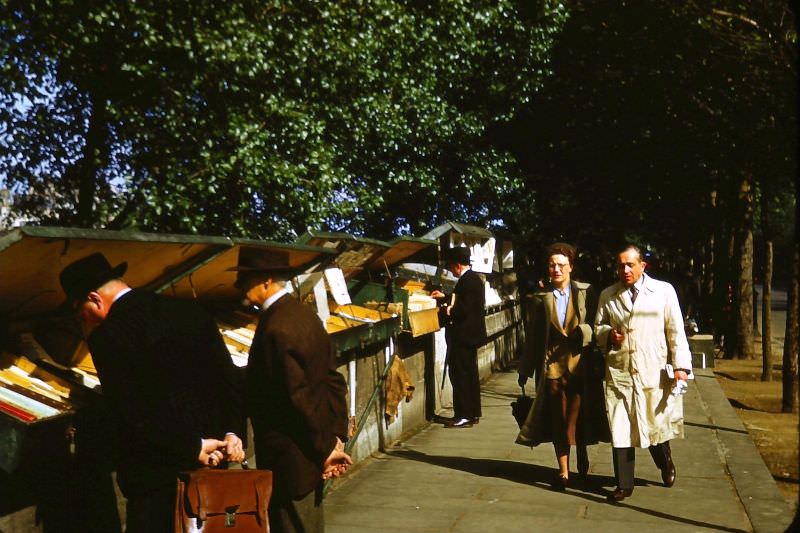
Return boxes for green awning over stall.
[0,226,336,318]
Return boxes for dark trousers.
[269,487,324,533]
[448,342,482,420]
[612,441,672,490]
[124,484,176,533]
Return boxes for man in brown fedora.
[431,246,487,428]
[231,247,351,533]
[59,252,246,533]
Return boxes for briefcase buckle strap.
[224,505,239,527]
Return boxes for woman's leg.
[548,377,570,478]
[564,373,587,475]
[564,374,583,445]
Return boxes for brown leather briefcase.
[175,466,272,532]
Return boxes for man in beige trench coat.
[594,245,692,502]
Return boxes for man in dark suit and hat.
[59,253,245,533]
[431,246,487,428]
[231,248,351,533]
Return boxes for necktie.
[630,286,639,304]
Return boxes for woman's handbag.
[510,385,533,428]
[175,462,272,533]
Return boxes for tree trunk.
[703,190,716,334]
[722,229,737,358]
[761,240,773,381]
[75,93,109,227]
[735,229,754,359]
[782,240,799,413]
[734,175,754,359]
[753,281,759,332]
[715,191,737,358]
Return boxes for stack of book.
[0,352,75,423]
[218,313,257,367]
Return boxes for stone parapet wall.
[340,300,522,463]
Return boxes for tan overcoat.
[594,274,692,448]
[516,281,609,447]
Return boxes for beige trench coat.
[594,274,692,448]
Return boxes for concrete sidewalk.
[325,368,795,533]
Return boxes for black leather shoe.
[470,418,480,425]
[552,475,568,492]
[445,418,474,428]
[434,414,454,424]
[662,457,676,487]
[607,487,633,502]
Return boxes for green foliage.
[0,0,568,239]
[503,0,796,268]
[698,1,797,251]
[2,0,792,282]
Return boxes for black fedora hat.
[442,246,471,266]
[227,248,296,289]
[60,252,128,303]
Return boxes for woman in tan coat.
[516,243,609,490]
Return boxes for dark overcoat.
[446,268,487,348]
[246,293,349,500]
[516,281,610,447]
[87,290,244,497]
[442,268,488,419]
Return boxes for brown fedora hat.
[60,252,128,303]
[227,248,296,289]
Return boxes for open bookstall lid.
[0,226,231,319]
[366,236,438,272]
[157,238,336,302]
[297,231,439,278]
[420,221,494,241]
[296,230,390,280]
[0,226,338,318]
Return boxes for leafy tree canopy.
[503,0,795,269]
[0,0,567,240]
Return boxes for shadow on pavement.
[713,371,740,381]
[480,387,523,401]
[603,499,751,533]
[391,449,750,533]
[391,447,632,499]
[727,398,758,411]
[684,420,750,435]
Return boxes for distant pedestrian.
[431,246,487,428]
[516,242,609,490]
[594,244,692,502]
